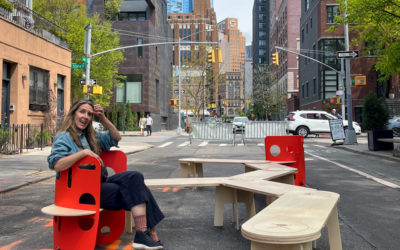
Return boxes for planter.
[367,130,393,151]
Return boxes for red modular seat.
[264,135,305,186]
[44,150,127,249]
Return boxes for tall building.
[252,0,269,66]
[1,0,71,128]
[244,45,253,112]
[167,0,218,118]
[167,0,193,13]
[269,0,301,119]
[299,0,400,123]
[91,0,175,131]
[217,18,246,117]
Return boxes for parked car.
[286,110,361,137]
[232,116,249,133]
[386,116,400,137]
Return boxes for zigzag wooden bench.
[178,158,296,178]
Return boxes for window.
[306,82,309,97]
[118,12,147,21]
[327,5,339,24]
[137,38,143,58]
[29,67,49,111]
[301,29,304,43]
[313,78,316,95]
[156,79,159,107]
[305,0,310,11]
[57,75,65,117]
[116,75,142,104]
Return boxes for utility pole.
[343,0,357,145]
[340,58,346,120]
[84,23,92,100]
[177,38,182,134]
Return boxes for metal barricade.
[189,122,234,144]
[242,121,287,144]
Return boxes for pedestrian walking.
[331,108,342,119]
[146,114,153,136]
[139,114,147,136]
[47,99,164,249]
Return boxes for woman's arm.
[53,149,102,172]
[94,104,121,142]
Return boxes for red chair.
[264,135,305,186]
[42,150,127,249]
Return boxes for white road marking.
[158,142,173,148]
[219,144,227,147]
[314,145,326,148]
[199,141,208,147]
[237,144,244,146]
[257,143,264,147]
[306,151,400,189]
[178,141,190,147]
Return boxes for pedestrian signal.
[215,48,222,63]
[354,75,366,86]
[169,99,178,106]
[207,49,215,63]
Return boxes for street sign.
[91,79,97,85]
[80,79,96,85]
[336,50,359,59]
[71,64,86,69]
[174,89,185,94]
[82,56,88,63]
[79,80,86,85]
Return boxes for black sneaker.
[132,230,163,250]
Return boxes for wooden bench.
[144,166,298,230]
[241,190,341,250]
[178,158,295,178]
[377,138,400,157]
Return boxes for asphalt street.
[0,132,399,249]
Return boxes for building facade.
[167,0,218,118]
[217,17,246,117]
[299,0,400,125]
[269,0,301,119]
[92,0,175,131]
[0,0,71,128]
[252,0,270,66]
[167,0,193,13]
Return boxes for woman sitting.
[47,99,164,249]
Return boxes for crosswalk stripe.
[219,144,227,147]
[158,142,173,148]
[178,141,190,147]
[237,144,244,146]
[199,141,208,147]
[257,143,264,147]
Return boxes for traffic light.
[207,49,215,63]
[272,52,279,66]
[215,48,222,63]
[354,75,366,86]
[83,85,93,94]
[169,99,178,106]
[330,97,340,104]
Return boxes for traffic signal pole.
[177,37,182,134]
[343,0,357,144]
[84,23,92,100]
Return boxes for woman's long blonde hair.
[59,99,101,154]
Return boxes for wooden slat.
[179,158,295,165]
[41,204,97,216]
[145,177,227,188]
[241,190,340,244]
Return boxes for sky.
[213,0,253,46]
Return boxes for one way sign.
[336,50,359,59]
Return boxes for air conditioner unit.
[9,104,15,111]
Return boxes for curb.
[0,174,55,195]
[336,146,400,162]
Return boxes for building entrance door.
[2,62,11,126]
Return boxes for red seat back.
[264,135,305,186]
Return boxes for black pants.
[100,171,164,229]
[146,125,152,135]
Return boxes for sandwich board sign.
[329,119,345,142]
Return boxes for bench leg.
[237,190,256,219]
[326,206,342,250]
[125,211,133,233]
[180,162,195,177]
[251,241,312,250]
[195,163,203,177]
[214,186,234,227]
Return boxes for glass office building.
[167,0,193,13]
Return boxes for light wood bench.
[377,138,400,157]
[178,158,295,178]
[143,167,298,231]
[241,190,341,250]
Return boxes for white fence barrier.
[189,122,234,144]
[241,121,287,144]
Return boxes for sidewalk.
[0,130,174,194]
